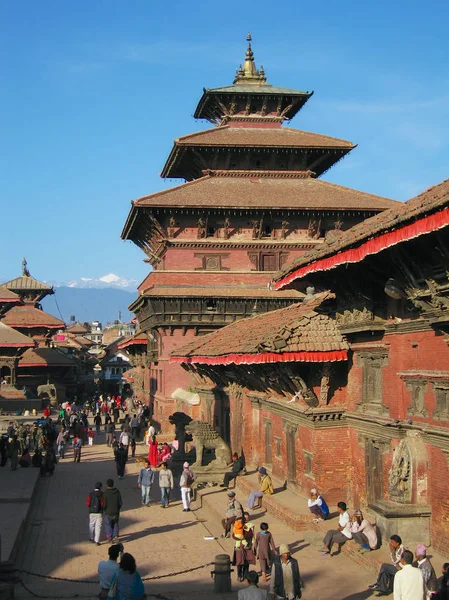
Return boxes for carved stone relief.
[405,379,428,417]
[432,382,449,421]
[388,439,412,503]
[355,350,389,415]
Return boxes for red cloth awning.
[275,207,449,289]
[170,349,348,366]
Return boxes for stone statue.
[168,412,193,457]
[223,217,231,239]
[185,420,232,467]
[197,218,206,239]
[168,216,176,237]
[388,440,411,503]
[280,220,289,239]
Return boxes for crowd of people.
[3,397,449,600]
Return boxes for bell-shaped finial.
[233,33,268,84]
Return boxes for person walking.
[180,461,195,512]
[119,428,130,458]
[415,544,437,596]
[103,478,123,543]
[115,443,128,479]
[88,428,95,446]
[105,419,115,447]
[221,490,243,538]
[254,522,277,582]
[86,481,104,546]
[73,434,82,463]
[56,428,67,459]
[159,461,174,508]
[137,460,154,506]
[147,435,158,467]
[94,412,102,434]
[269,544,303,599]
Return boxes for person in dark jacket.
[115,443,128,479]
[221,453,244,488]
[86,481,104,545]
[103,478,123,543]
[269,544,303,599]
[105,419,115,447]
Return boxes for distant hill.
[42,287,136,324]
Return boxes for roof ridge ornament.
[22,258,31,277]
[233,33,268,85]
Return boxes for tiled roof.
[118,332,148,350]
[171,291,348,365]
[275,177,449,287]
[3,275,53,292]
[173,126,355,149]
[204,84,311,95]
[67,323,90,334]
[0,286,21,303]
[1,305,65,329]
[139,285,302,299]
[132,173,398,212]
[19,347,75,367]
[0,322,35,347]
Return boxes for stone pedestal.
[369,499,431,546]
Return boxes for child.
[130,437,136,458]
[233,517,249,550]
[87,428,95,446]
[254,522,276,582]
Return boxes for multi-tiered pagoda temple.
[121,35,398,429]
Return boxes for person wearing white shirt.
[320,501,352,555]
[393,550,425,600]
[98,543,123,599]
[369,535,404,595]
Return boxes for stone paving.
[9,434,444,600]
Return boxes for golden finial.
[233,33,268,84]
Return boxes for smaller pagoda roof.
[0,322,35,348]
[170,291,348,366]
[274,177,449,289]
[1,305,65,329]
[19,347,75,367]
[118,332,148,350]
[171,126,355,149]
[67,323,90,334]
[0,286,21,304]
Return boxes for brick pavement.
[12,435,445,600]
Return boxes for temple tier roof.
[0,322,35,348]
[1,305,65,329]
[18,347,75,367]
[0,286,21,304]
[122,171,398,243]
[170,291,348,366]
[161,126,356,180]
[274,177,449,290]
[194,35,312,124]
[3,260,54,302]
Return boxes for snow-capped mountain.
[45,273,139,291]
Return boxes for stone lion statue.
[184,420,232,467]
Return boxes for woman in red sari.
[148,436,158,467]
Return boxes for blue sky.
[1,0,448,285]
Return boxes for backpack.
[90,492,101,513]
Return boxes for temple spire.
[233,33,267,84]
[22,258,31,277]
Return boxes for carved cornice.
[167,240,317,251]
[249,395,346,429]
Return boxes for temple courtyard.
[3,430,444,600]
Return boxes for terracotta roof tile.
[19,347,75,367]
[0,286,21,303]
[174,126,355,149]
[0,322,35,347]
[171,291,348,363]
[139,285,302,299]
[2,305,65,329]
[132,173,398,212]
[67,323,90,334]
[275,177,449,286]
[3,275,53,292]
